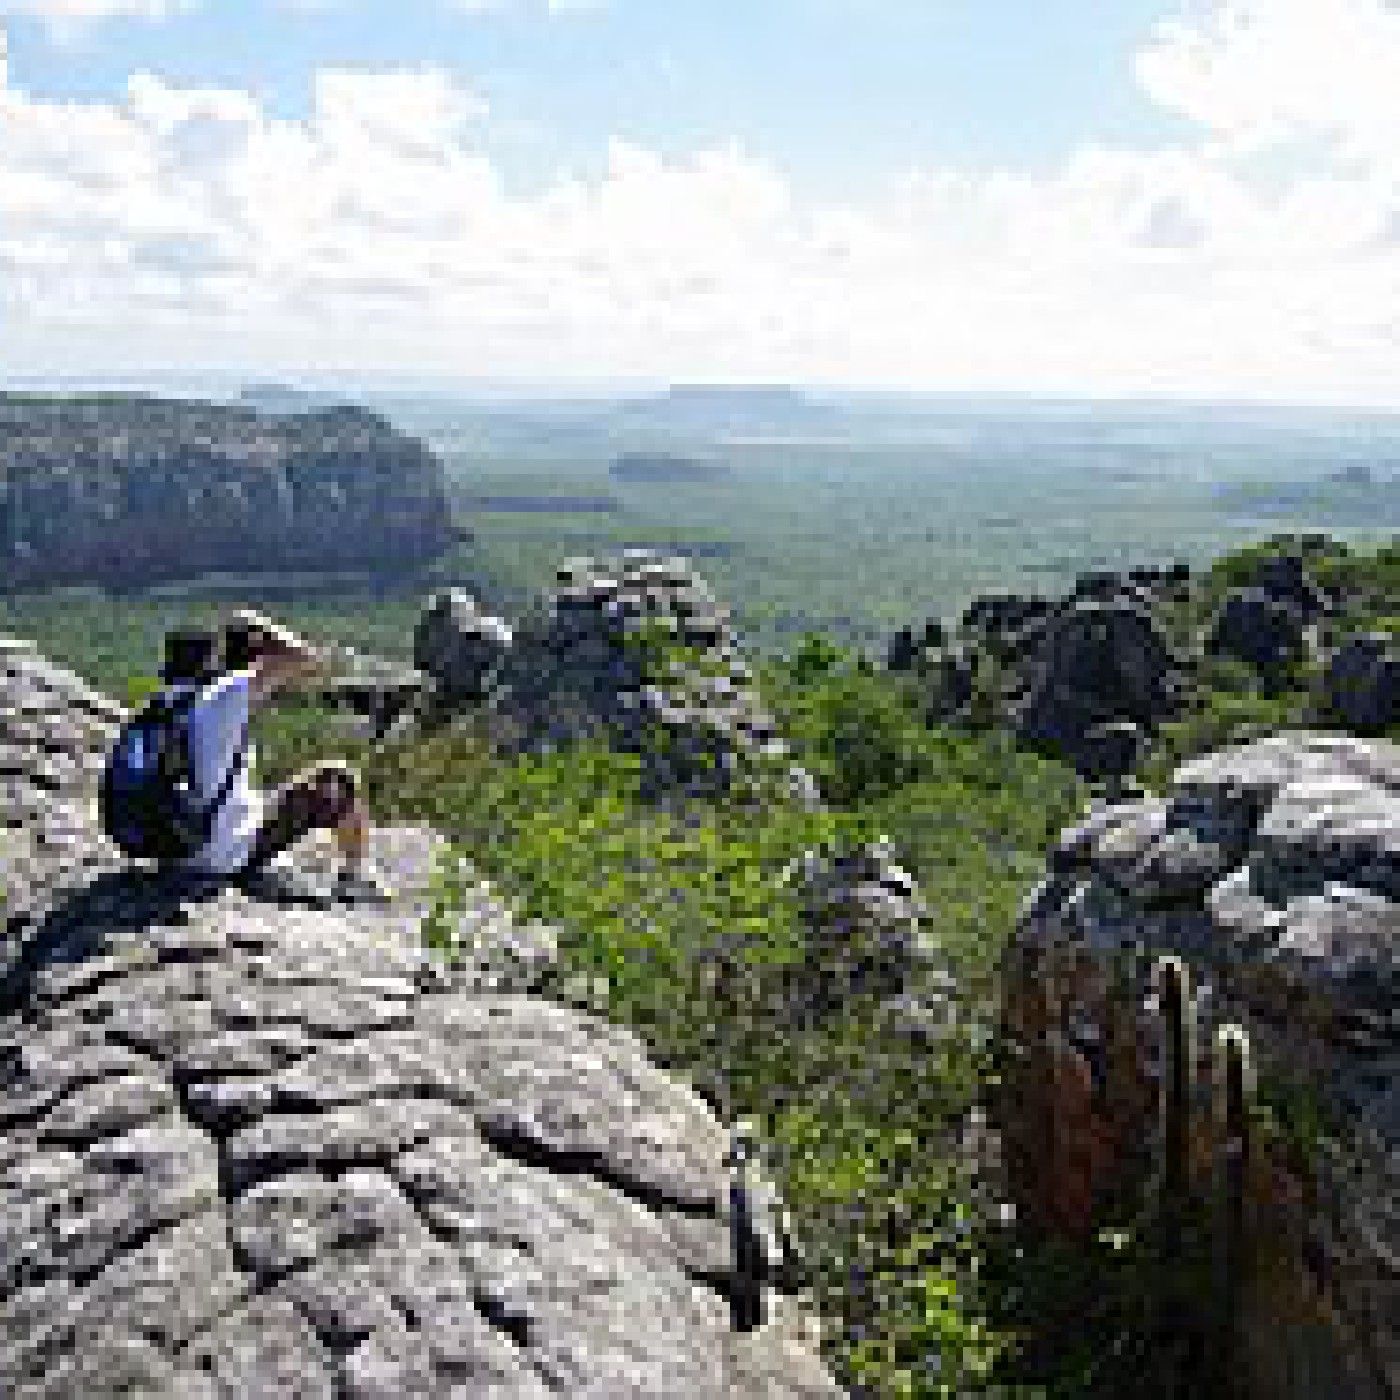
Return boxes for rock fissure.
[475,1113,724,1223]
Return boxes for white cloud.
[1,0,1397,403]
[1135,0,1400,170]
[1,0,193,42]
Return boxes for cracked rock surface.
[1,645,839,1398]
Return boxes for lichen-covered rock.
[1004,731,1398,1400]
[0,397,459,589]
[1,649,839,1398]
[479,552,820,806]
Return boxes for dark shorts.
[243,762,358,873]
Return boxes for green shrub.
[353,639,1087,1396]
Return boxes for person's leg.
[333,778,370,877]
[243,761,363,875]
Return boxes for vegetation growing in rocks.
[4,531,1397,1396]
[243,649,1085,1396]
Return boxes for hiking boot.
[332,867,397,906]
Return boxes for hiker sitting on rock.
[101,609,392,903]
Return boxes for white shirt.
[176,669,264,876]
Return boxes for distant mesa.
[610,452,731,484]
[0,393,459,591]
[1327,462,1378,488]
[466,494,619,514]
[238,382,348,415]
[660,384,815,412]
[619,383,836,432]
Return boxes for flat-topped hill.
[0,396,459,591]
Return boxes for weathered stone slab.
[0,649,840,1397]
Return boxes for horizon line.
[2,374,1398,418]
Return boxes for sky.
[0,0,1397,404]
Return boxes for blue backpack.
[100,682,249,862]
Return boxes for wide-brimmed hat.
[223,608,309,669]
[160,628,221,684]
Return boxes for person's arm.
[232,612,332,711]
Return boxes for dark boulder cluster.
[959,593,1057,664]
[1204,552,1337,679]
[1009,599,1189,771]
[0,645,840,1398]
[1321,632,1400,734]
[1248,552,1337,624]
[1204,587,1308,673]
[0,396,459,590]
[1127,561,1194,604]
[887,567,1194,782]
[1004,732,1398,1399]
[884,618,947,672]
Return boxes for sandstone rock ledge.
[0,645,840,1398]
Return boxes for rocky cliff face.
[0,396,459,590]
[1003,732,1398,1399]
[0,643,838,1398]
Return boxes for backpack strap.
[195,717,252,840]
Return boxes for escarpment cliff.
[0,643,838,1398]
[0,396,460,590]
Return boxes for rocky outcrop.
[782,839,952,1028]
[923,647,976,724]
[884,620,946,673]
[448,553,821,808]
[1128,562,1193,605]
[413,590,515,710]
[1205,587,1309,674]
[1322,633,1400,734]
[1003,732,1398,1400]
[958,594,1055,664]
[1011,599,1189,777]
[1075,720,1147,789]
[308,648,430,744]
[0,645,839,1398]
[897,581,1190,777]
[1246,552,1336,624]
[0,396,459,590]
